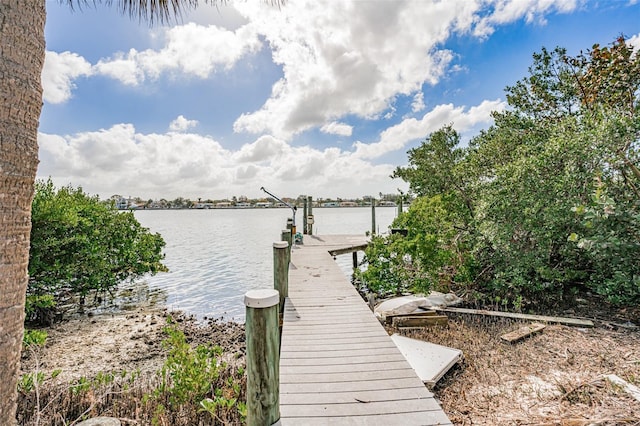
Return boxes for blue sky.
[39,0,640,201]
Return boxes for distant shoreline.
[122,204,401,211]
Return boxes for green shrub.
[28,179,167,321]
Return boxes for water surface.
[133,207,397,321]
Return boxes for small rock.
[76,417,121,426]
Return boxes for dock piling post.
[281,229,292,258]
[273,241,289,312]
[244,289,280,426]
[303,199,308,235]
[371,199,376,235]
[307,196,313,235]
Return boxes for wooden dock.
[279,235,452,425]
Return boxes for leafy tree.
[28,180,167,321]
[393,125,473,213]
[368,37,640,308]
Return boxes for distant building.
[116,198,128,209]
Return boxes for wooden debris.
[392,314,448,328]
[605,374,640,403]
[327,243,369,256]
[500,322,546,343]
[434,307,594,327]
[384,309,439,325]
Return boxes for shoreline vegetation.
[18,292,640,425]
[19,307,247,425]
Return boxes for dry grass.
[403,315,640,425]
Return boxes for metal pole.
[261,186,297,231]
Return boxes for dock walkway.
[279,235,452,425]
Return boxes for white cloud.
[37,122,404,200]
[169,115,199,132]
[231,0,477,139]
[628,33,640,51]
[233,135,287,163]
[93,22,263,85]
[321,122,353,137]
[50,0,582,138]
[353,99,506,160]
[473,0,579,37]
[411,92,426,113]
[42,51,93,104]
[229,0,576,138]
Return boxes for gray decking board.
[279,235,451,425]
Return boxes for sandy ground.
[20,308,245,384]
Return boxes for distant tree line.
[112,193,406,209]
[359,37,640,308]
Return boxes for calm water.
[132,207,398,321]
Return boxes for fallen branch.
[605,374,640,403]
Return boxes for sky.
[39,0,640,201]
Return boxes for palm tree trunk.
[0,1,46,423]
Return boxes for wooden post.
[244,289,280,426]
[307,196,313,235]
[302,198,308,235]
[352,251,358,270]
[371,198,376,235]
[273,241,289,312]
[281,229,292,259]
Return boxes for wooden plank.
[328,243,369,256]
[280,387,433,405]
[280,368,418,384]
[280,340,397,352]
[280,353,407,366]
[281,332,389,342]
[384,309,438,324]
[279,411,452,425]
[280,347,401,359]
[392,315,448,328]
[282,323,383,332]
[500,323,546,343]
[281,360,411,375]
[280,378,430,394]
[281,330,384,341]
[280,398,443,417]
[435,307,594,327]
